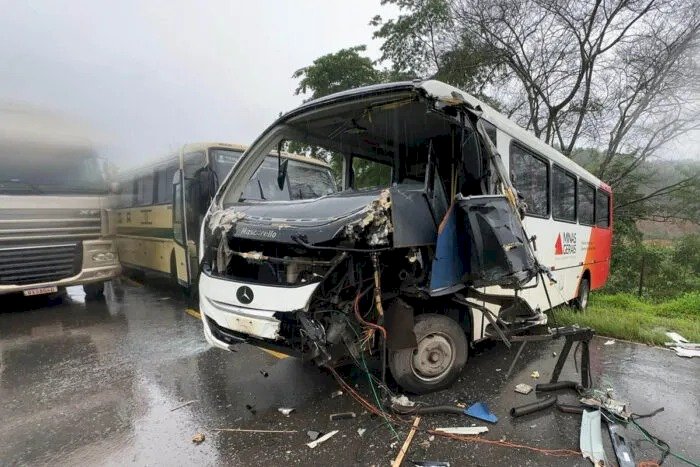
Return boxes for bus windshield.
[0,152,107,195]
[210,148,244,182]
[241,157,336,202]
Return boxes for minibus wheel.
[388,313,468,394]
[572,277,590,311]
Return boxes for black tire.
[572,277,590,311]
[388,313,468,394]
[83,282,105,300]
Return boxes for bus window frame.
[596,188,611,229]
[508,140,550,219]
[578,180,596,226]
[551,164,578,224]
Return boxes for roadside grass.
[554,292,700,345]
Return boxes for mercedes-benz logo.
[236,286,254,304]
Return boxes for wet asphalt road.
[1,279,698,466]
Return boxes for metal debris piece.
[580,410,608,466]
[530,370,540,379]
[307,430,322,441]
[331,390,343,399]
[514,383,533,395]
[192,433,205,444]
[278,408,295,416]
[170,400,198,411]
[604,340,615,345]
[329,411,356,421]
[435,426,488,435]
[608,423,635,467]
[306,430,339,448]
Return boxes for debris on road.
[510,396,557,418]
[307,430,322,441]
[465,402,498,423]
[530,370,540,379]
[580,410,608,466]
[604,339,615,345]
[215,428,297,433]
[607,423,635,467]
[192,433,205,444]
[392,416,421,467]
[410,461,450,467]
[434,426,488,435]
[259,370,269,377]
[277,408,295,416]
[170,400,198,411]
[357,428,366,437]
[514,383,533,395]
[665,332,688,343]
[329,411,356,421]
[306,430,338,448]
[391,394,416,407]
[330,390,343,399]
[664,334,700,357]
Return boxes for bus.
[0,105,120,299]
[198,80,613,394]
[116,142,337,289]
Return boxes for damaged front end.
[199,80,543,393]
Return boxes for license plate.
[23,286,58,296]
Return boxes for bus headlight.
[92,252,116,263]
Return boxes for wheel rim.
[411,332,456,382]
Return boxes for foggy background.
[0,0,397,169]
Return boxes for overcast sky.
[1,1,696,169]
[0,0,396,168]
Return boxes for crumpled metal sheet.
[344,189,393,246]
[580,410,608,466]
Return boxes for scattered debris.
[170,400,198,411]
[391,395,416,407]
[307,430,339,449]
[665,337,700,357]
[331,390,344,399]
[552,352,557,357]
[434,427,488,435]
[510,396,557,418]
[245,404,257,415]
[580,410,608,466]
[410,461,450,467]
[392,416,422,467]
[530,370,540,379]
[307,430,322,441]
[277,408,295,416]
[215,428,297,433]
[671,347,700,358]
[608,423,636,467]
[357,428,366,437]
[465,403,498,423]
[665,331,688,343]
[604,339,615,345]
[514,383,533,395]
[259,370,269,377]
[329,411,356,421]
[191,433,205,444]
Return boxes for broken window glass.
[352,156,392,190]
[510,143,549,217]
[552,165,576,222]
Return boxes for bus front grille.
[0,243,81,285]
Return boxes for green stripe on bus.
[117,227,174,239]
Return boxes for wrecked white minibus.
[198,80,612,394]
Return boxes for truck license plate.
[23,286,58,296]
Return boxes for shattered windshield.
[241,157,336,202]
[0,151,107,194]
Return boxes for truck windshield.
[0,153,107,194]
[241,157,336,201]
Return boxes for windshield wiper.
[0,179,44,194]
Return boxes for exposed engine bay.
[199,82,546,393]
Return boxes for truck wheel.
[388,313,468,394]
[572,277,590,312]
[83,282,105,300]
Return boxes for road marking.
[183,307,289,359]
[185,308,201,319]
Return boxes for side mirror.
[277,158,289,190]
[109,182,121,194]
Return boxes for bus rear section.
[0,106,120,299]
[199,80,612,394]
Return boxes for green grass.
[554,292,700,345]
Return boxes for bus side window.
[184,152,206,179]
[552,165,576,222]
[509,143,549,217]
[136,174,154,206]
[155,165,177,204]
[596,189,610,228]
[578,181,595,225]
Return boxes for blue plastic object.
[465,402,498,423]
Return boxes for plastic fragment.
[307,430,338,448]
[331,390,343,399]
[330,411,356,421]
[435,426,488,435]
[514,383,533,395]
[465,402,498,423]
[604,340,615,345]
[307,430,322,441]
[530,370,540,379]
[192,433,205,444]
[357,428,366,437]
[278,407,295,416]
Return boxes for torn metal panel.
[390,184,447,248]
[580,410,608,466]
[344,189,393,246]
